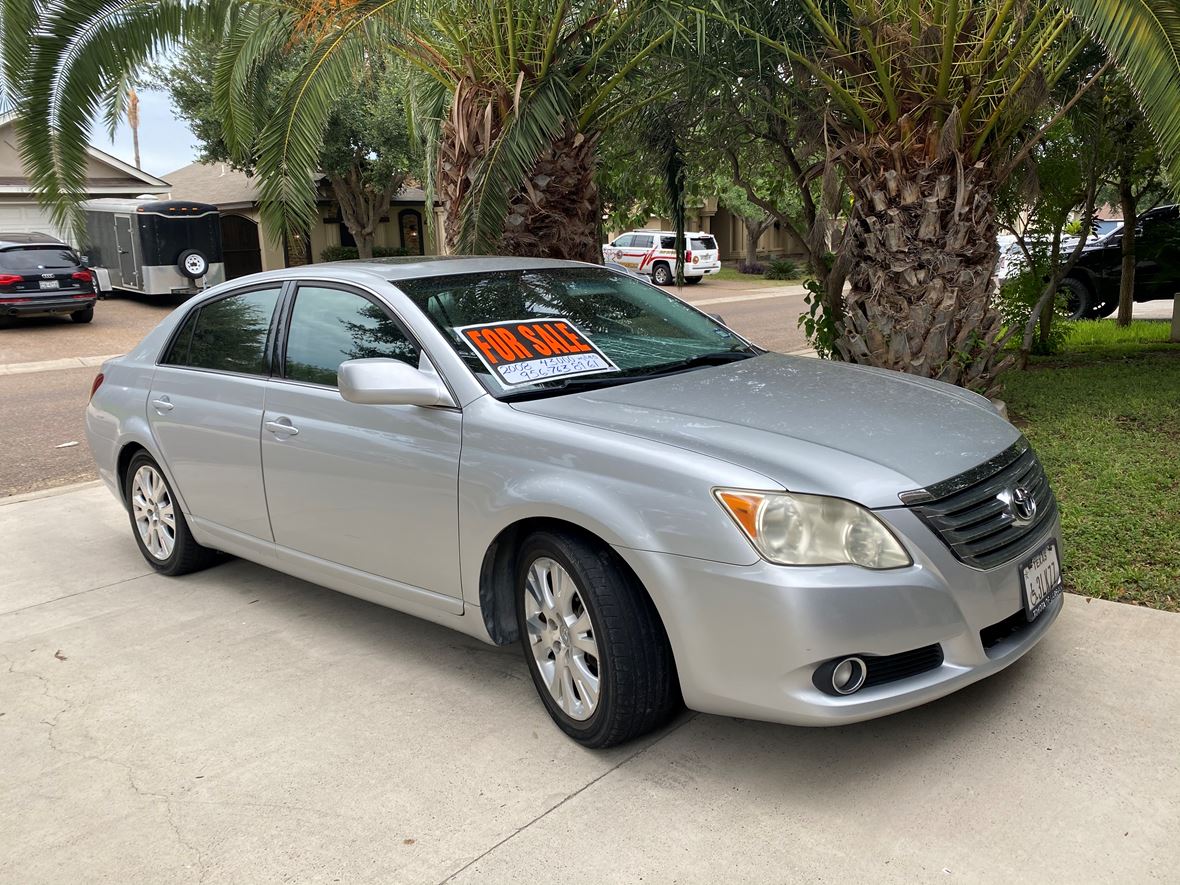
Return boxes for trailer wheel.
[177,249,209,279]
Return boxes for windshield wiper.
[634,349,761,376]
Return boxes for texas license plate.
[1021,540,1062,621]
[39,280,60,289]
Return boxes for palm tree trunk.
[835,149,1010,395]
[498,127,601,263]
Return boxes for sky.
[96,87,198,178]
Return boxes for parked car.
[602,230,720,284]
[1061,205,1180,318]
[0,233,97,323]
[87,257,1063,747]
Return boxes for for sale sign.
[457,318,619,386]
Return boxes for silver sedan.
[86,257,1064,747]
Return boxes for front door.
[148,285,283,540]
[260,283,463,601]
[1134,210,1180,300]
[113,214,140,289]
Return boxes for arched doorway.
[220,213,263,278]
[399,208,425,256]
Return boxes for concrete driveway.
[2,485,1178,884]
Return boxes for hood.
[511,354,1020,508]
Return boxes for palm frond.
[1068,0,1180,189]
[13,0,230,237]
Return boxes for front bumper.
[0,293,96,316]
[615,510,1063,726]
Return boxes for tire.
[651,262,673,286]
[515,530,679,748]
[684,276,702,285]
[123,452,220,576]
[70,306,94,323]
[177,248,209,280]
[1060,276,1097,320]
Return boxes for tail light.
[684,249,693,263]
[89,372,105,401]
[0,273,22,287]
[71,271,93,289]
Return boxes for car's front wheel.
[123,452,220,576]
[515,530,679,748]
[1060,276,1097,320]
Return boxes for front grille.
[902,440,1058,570]
[862,643,944,688]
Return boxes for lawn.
[1003,322,1180,611]
[710,265,803,285]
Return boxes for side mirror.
[708,312,726,324]
[338,358,455,408]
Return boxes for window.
[283,285,419,387]
[632,234,654,248]
[690,236,717,251]
[660,236,676,250]
[163,287,280,374]
[0,246,81,271]
[612,235,634,248]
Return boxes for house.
[613,196,809,263]
[0,112,169,241]
[162,162,437,279]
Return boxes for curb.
[0,479,104,506]
[0,354,121,377]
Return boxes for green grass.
[1004,343,1180,611]
[710,265,803,285]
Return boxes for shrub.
[995,259,1072,356]
[320,244,411,263]
[765,258,799,279]
[736,260,766,275]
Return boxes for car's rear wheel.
[684,276,702,285]
[515,530,679,748]
[124,452,219,576]
[70,306,94,323]
[651,262,673,286]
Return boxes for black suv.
[0,234,97,324]
[1062,205,1180,319]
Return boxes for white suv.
[602,230,721,285]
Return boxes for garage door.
[0,203,67,243]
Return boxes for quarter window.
[283,285,419,387]
[163,287,280,374]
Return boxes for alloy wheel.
[131,464,176,560]
[523,557,601,721]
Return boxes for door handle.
[151,397,174,412]
[265,419,299,436]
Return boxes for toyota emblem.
[1010,486,1037,523]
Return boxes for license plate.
[39,280,60,289]
[1021,540,1062,621]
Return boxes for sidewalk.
[2,485,1178,883]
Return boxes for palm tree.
[7,0,683,260]
[713,0,1180,392]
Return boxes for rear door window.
[0,246,80,271]
[283,285,420,387]
[632,234,654,248]
[164,287,281,374]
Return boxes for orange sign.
[458,319,618,386]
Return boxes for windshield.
[0,246,80,271]
[397,267,757,399]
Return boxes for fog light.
[831,657,866,694]
[813,655,868,696]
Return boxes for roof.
[162,161,429,208]
[0,111,168,194]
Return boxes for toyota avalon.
[86,257,1063,747]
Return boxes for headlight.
[715,489,912,569]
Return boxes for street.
[2,484,1178,883]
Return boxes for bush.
[320,244,411,263]
[995,251,1071,356]
[736,260,766,275]
[764,258,799,280]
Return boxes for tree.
[712,0,1180,393]
[152,39,416,259]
